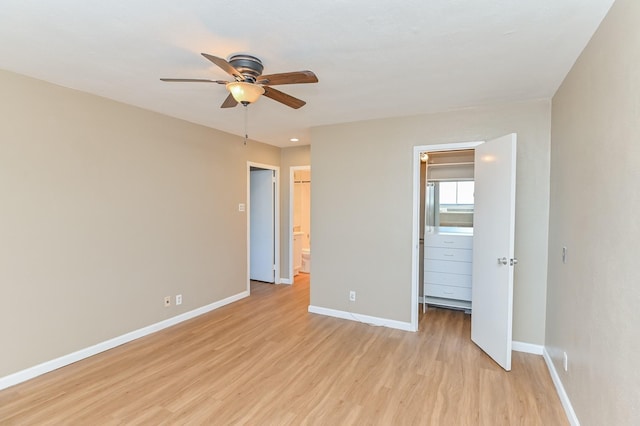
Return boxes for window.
[439,181,474,205]
[436,180,474,227]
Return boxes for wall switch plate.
[164,296,171,307]
[349,291,356,302]
[176,294,182,305]
[563,352,568,371]
[562,246,567,263]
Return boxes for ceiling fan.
[161,53,318,109]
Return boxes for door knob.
[498,257,508,265]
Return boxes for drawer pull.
[443,241,454,244]
[443,254,454,257]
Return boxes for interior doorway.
[247,162,280,287]
[288,166,311,283]
[412,141,483,330]
[411,134,518,371]
[421,149,475,313]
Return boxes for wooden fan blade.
[201,53,244,81]
[257,71,318,86]
[160,78,227,84]
[221,93,238,108]
[262,86,306,109]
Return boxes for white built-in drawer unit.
[424,259,472,275]
[424,284,472,301]
[423,230,473,311]
[424,233,473,249]
[424,271,472,287]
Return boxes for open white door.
[250,169,275,283]
[471,133,517,371]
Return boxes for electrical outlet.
[562,246,568,264]
[563,352,568,372]
[164,296,171,307]
[349,290,356,302]
[176,294,182,305]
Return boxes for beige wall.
[547,0,640,424]
[279,146,311,280]
[311,100,551,343]
[0,70,279,377]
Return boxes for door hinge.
[273,264,276,271]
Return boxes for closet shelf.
[427,161,474,167]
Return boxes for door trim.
[247,162,280,291]
[288,165,311,284]
[411,141,483,331]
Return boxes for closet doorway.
[411,134,517,370]
[421,149,475,313]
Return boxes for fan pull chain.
[243,104,248,146]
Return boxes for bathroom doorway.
[289,166,311,282]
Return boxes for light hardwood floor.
[0,275,567,425]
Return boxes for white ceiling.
[0,0,615,147]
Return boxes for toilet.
[301,248,311,273]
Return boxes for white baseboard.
[543,347,580,426]
[279,278,293,285]
[0,290,250,391]
[308,305,415,332]
[512,341,544,355]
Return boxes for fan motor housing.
[228,54,264,82]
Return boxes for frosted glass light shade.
[226,82,265,104]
